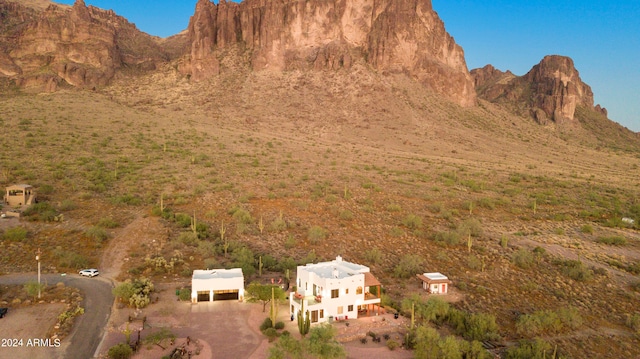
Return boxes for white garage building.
[191,268,245,303]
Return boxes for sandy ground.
[0,303,66,359]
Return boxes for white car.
[79,269,99,277]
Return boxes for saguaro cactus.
[297,301,310,336]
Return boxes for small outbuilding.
[4,184,36,207]
[191,268,244,303]
[417,272,451,294]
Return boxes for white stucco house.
[191,268,244,303]
[416,272,451,294]
[289,256,382,324]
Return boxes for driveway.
[0,273,113,359]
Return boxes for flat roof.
[192,268,243,280]
[424,272,448,280]
[301,256,369,279]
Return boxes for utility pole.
[36,248,41,299]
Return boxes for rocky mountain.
[0,0,178,91]
[471,55,607,125]
[181,0,476,107]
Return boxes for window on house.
[320,309,324,319]
[313,284,317,296]
[331,289,339,298]
[356,286,363,295]
[337,306,343,314]
[348,305,353,312]
[345,288,349,294]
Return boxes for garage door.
[197,291,210,302]
[214,289,239,301]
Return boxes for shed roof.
[416,272,451,284]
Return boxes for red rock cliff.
[183,0,476,107]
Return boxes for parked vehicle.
[0,308,7,318]
[79,269,99,277]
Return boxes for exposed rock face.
[182,0,476,107]
[0,0,175,91]
[472,55,605,124]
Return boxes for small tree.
[108,343,133,359]
[245,282,285,313]
[24,281,46,300]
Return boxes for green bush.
[512,249,534,269]
[86,226,109,242]
[177,288,191,301]
[554,259,593,282]
[97,217,119,228]
[595,235,627,245]
[274,321,285,330]
[580,224,594,234]
[394,255,424,279]
[402,214,423,229]
[627,313,640,334]
[386,339,399,351]
[263,327,278,341]
[108,343,133,359]
[308,226,327,244]
[2,226,28,241]
[434,231,461,246]
[22,202,57,221]
[260,317,273,331]
[505,339,553,359]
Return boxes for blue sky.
[56,0,639,132]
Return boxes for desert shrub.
[263,327,278,341]
[627,313,640,334]
[557,306,583,330]
[505,339,553,359]
[580,224,594,234]
[364,248,383,264]
[595,235,627,245]
[174,213,192,228]
[386,203,402,212]
[24,281,46,300]
[516,310,562,337]
[110,194,142,206]
[386,339,399,351]
[97,217,119,228]
[631,281,640,292]
[500,235,509,248]
[462,313,500,341]
[434,231,461,246]
[467,255,482,271]
[113,277,154,309]
[458,218,483,237]
[274,321,285,330]
[232,208,254,224]
[308,226,327,244]
[478,197,495,209]
[108,343,133,359]
[22,202,57,221]
[143,328,175,346]
[512,249,534,269]
[231,246,256,277]
[86,226,109,242]
[554,259,593,282]
[339,210,354,220]
[53,248,88,269]
[177,288,191,301]
[2,226,28,241]
[402,214,423,229]
[394,254,424,279]
[270,217,287,232]
[260,317,273,331]
[58,199,77,211]
[178,231,198,246]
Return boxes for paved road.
[0,273,114,359]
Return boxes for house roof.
[300,256,370,279]
[192,268,243,280]
[416,272,451,284]
[6,184,33,190]
[364,272,381,287]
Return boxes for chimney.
[336,255,342,262]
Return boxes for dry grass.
[1,64,639,357]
